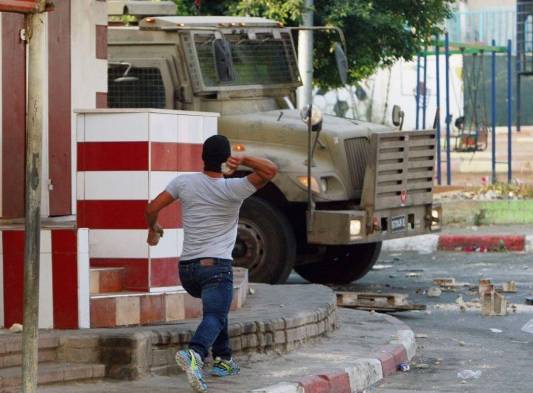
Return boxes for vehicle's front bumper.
[306,204,442,245]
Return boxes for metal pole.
[415,54,420,130]
[306,104,315,230]
[491,40,497,184]
[507,38,512,183]
[422,51,428,129]
[297,0,314,109]
[516,73,521,132]
[22,4,46,393]
[435,37,442,185]
[445,33,452,185]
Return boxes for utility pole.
[22,1,47,392]
[297,0,314,109]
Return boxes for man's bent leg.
[212,316,231,360]
[189,271,233,361]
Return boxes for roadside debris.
[412,363,430,369]
[372,264,393,270]
[479,279,493,296]
[433,277,456,289]
[501,281,517,293]
[415,333,428,339]
[481,290,508,316]
[457,369,482,380]
[248,287,256,295]
[489,328,503,333]
[427,287,442,297]
[398,362,410,372]
[336,291,426,312]
[405,272,422,278]
[521,319,533,334]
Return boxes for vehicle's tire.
[294,242,382,284]
[233,196,296,284]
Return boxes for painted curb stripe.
[438,234,526,252]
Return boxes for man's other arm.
[144,191,175,245]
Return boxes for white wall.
[70,0,108,215]
[314,55,464,132]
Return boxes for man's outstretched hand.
[147,224,164,246]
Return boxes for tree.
[172,0,454,88]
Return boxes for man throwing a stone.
[145,135,277,392]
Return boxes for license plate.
[391,215,406,232]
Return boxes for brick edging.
[60,284,338,379]
[250,316,416,393]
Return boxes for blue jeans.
[179,258,233,361]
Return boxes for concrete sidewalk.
[39,308,415,393]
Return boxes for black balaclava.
[202,135,231,173]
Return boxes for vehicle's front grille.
[373,131,436,209]
[344,138,371,195]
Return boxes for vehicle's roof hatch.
[139,16,279,30]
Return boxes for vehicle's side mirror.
[334,43,348,85]
[392,105,405,129]
[111,62,139,83]
[213,38,235,82]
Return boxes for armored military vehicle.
[107,15,441,284]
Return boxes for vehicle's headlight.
[350,219,362,236]
[298,176,320,193]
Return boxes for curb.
[249,316,415,393]
[382,234,533,254]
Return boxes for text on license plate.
[391,215,406,232]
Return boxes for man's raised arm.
[243,156,278,189]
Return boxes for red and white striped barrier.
[0,228,89,329]
[76,109,218,292]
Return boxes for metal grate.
[344,138,371,195]
[194,32,299,87]
[108,66,166,108]
[373,131,435,210]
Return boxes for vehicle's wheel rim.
[233,218,266,276]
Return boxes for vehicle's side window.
[108,65,166,108]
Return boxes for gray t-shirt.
[165,173,256,261]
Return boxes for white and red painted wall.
[77,109,218,292]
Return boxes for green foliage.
[229,0,304,23]
[172,0,454,88]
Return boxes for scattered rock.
[427,287,442,297]
[373,264,393,270]
[502,281,517,293]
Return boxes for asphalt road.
[289,251,533,393]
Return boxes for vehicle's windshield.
[194,32,300,88]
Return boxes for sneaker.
[210,357,240,377]
[175,349,208,393]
